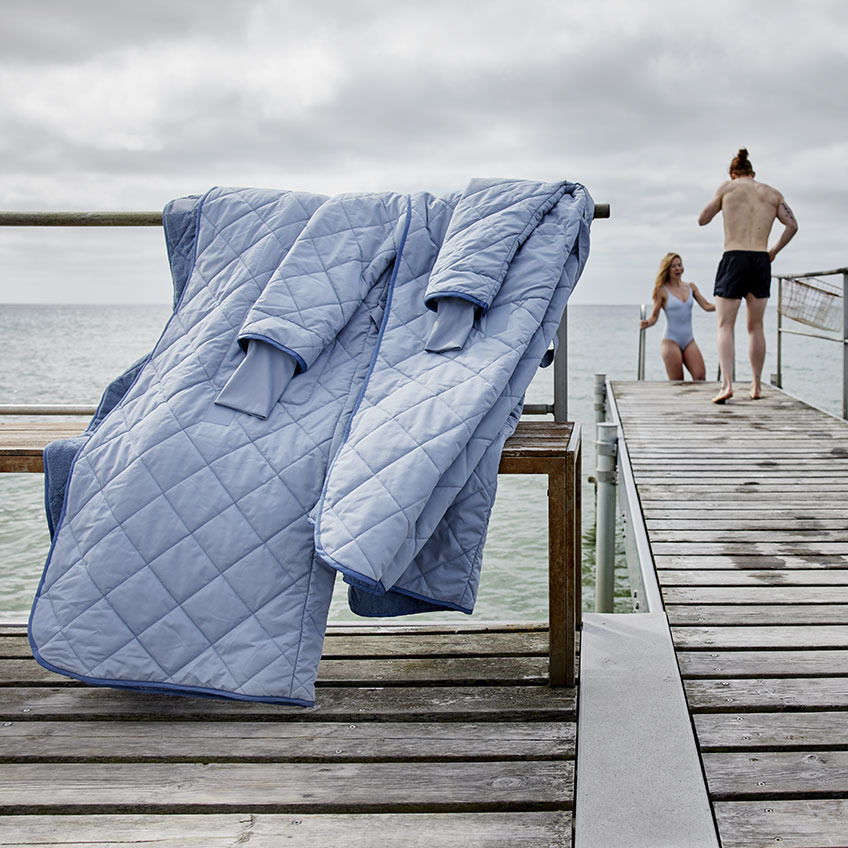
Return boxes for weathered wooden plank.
[652,543,848,555]
[647,509,848,521]
[664,586,848,604]
[5,627,554,660]
[630,443,848,451]
[658,570,848,587]
[0,720,574,762]
[0,685,576,722]
[695,711,848,751]
[635,474,848,483]
[678,649,848,678]
[0,656,551,687]
[320,630,550,657]
[703,750,848,799]
[655,554,848,570]
[673,626,848,650]
[0,760,574,813]
[0,811,574,847]
[0,420,572,471]
[634,464,848,474]
[0,637,34,658]
[648,518,848,532]
[685,677,848,711]
[650,529,848,542]
[667,604,848,625]
[714,799,848,848]
[0,623,550,640]
[1,623,552,648]
[639,484,848,496]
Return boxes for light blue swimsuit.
[662,285,694,350]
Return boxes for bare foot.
[712,387,733,404]
[750,385,763,400]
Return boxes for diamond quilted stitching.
[32,180,591,704]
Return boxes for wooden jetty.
[0,621,575,846]
[0,412,580,846]
[611,379,848,848]
[6,376,848,846]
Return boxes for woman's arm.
[640,293,665,328]
[690,283,716,312]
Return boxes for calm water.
[0,302,842,622]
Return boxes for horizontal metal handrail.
[774,267,848,279]
[605,381,663,613]
[0,405,97,415]
[0,204,611,227]
[0,212,163,227]
[778,326,846,343]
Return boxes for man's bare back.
[698,148,798,404]
[715,178,783,251]
[699,175,797,261]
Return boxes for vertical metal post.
[843,273,848,420]
[774,277,783,388]
[638,305,647,380]
[594,422,617,613]
[553,306,568,422]
[593,373,606,430]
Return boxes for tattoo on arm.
[781,202,796,224]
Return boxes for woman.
[640,253,715,380]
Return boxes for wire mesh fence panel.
[781,276,843,332]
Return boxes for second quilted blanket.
[29,178,593,705]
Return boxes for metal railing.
[637,305,647,379]
[772,267,848,419]
[592,374,662,614]
[1,203,609,422]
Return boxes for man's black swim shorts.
[713,250,771,299]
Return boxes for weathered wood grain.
[695,712,848,751]
[0,655,551,687]
[685,677,848,711]
[673,625,848,650]
[320,630,550,657]
[703,750,848,799]
[0,719,574,762]
[655,554,848,570]
[0,684,576,722]
[658,570,848,586]
[652,542,848,555]
[667,604,848,625]
[644,508,848,531]
[714,799,848,847]
[650,529,848,542]
[678,649,848,679]
[0,811,573,847]
[0,760,574,813]
[639,484,848,497]
[663,586,848,604]
[0,622,577,843]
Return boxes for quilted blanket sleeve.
[29,179,593,705]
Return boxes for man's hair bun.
[730,148,754,175]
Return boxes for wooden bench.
[0,408,580,686]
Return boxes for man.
[698,148,798,403]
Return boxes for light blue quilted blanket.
[29,179,593,705]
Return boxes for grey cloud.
[0,1,249,63]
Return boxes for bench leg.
[571,442,582,632]
[548,460,575,686]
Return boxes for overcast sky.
[1,0,845,305]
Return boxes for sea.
[1,301,842,624]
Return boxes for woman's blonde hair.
[652,253,681,300]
